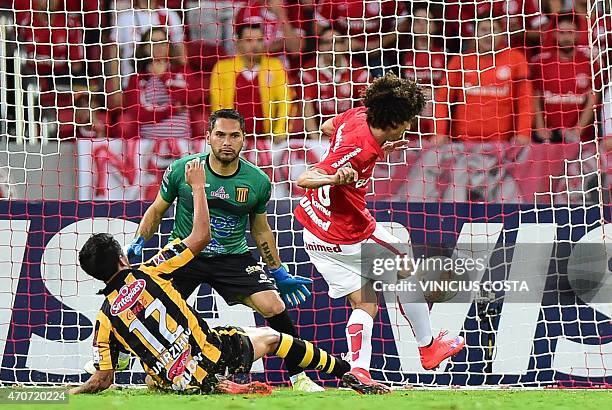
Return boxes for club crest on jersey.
[235,187,249,203]
[110,279,146,316]
[211,186,230,199]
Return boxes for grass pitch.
[3,387,610,410]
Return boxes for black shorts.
[171,252,277,305]
[212,326,254,375]
[200,326,254,393]
[149,326,254,394]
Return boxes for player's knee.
[350,301,378,318]
[259,295,286,318]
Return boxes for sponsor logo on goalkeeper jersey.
[110,279,146,316]
[331,148,362,169]
[211,186,230,200]
[203,238,226,254]
[210,215,240,238]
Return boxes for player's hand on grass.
[331,166,359,186]
[269,264,313,306]
[185,159,206,188]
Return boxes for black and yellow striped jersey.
[92,239,224,391]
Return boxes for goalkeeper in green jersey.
[125,109,320,392]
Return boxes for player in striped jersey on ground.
[71,160,375,395]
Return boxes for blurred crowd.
[1,0,611,201]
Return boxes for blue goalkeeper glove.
[268,264,312,307]
[124,236,145,258]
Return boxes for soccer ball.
[417,256,459,303]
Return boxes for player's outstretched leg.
[395,278,465,370]
[246,291,324,392]
[246,327,390,395]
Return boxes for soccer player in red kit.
[403,4,446,136]
[294,74,465,392]
[531,13,599,142]
[434,18,533,143]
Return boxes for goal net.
[0,0,609,388]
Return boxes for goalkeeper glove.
[268,264,313,307]
[124,236,145,258]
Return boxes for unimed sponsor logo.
[304,242,342,253]
[110,279,146,316]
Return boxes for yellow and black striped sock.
[274,333,350,379]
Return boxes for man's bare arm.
[577,91,599,129]
[69,370,114,394]
[250,212,282,269]
[137,194,172,241]
[182,160,211,254]
[321,118,335,137]
[296,166,358,189]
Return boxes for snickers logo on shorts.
[235,187,249,203]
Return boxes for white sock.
[395,283,433,347]
[400,301,434,346]
[346,309,374,371]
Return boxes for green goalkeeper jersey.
[159,153,271,257]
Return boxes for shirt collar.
[100,268,134,296]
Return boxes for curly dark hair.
[79,233,123,282]
[361,72,426,130]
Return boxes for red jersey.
[317,0,407,40]
[484,0,546,31]
[123,70,192,139]
[435,48,533,141]
[403,48,446,135]
[542,11,590,49]
[18,11,84,74]
[530,47,597,131]
[235,1,304,49]
[300,57,368,121]
[444,0,545,53]
[294,107,384,244]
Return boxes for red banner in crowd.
[77,138,604,204]
[372,141,602,204]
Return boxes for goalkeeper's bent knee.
[274,333,350,379]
